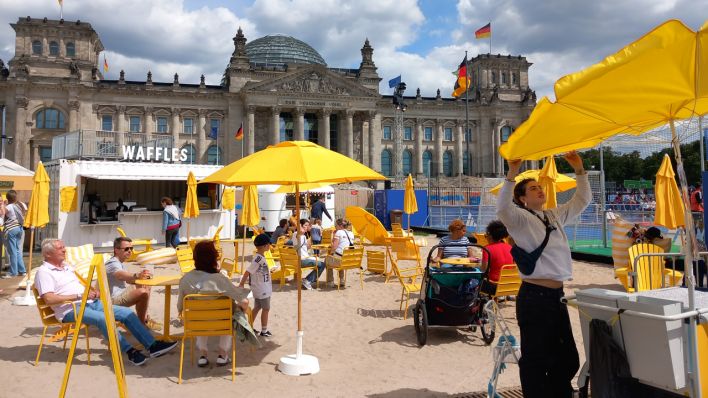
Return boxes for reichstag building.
[0,17,537,178]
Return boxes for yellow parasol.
[200,141,386,374]
[654,154,685,229]
[538,157,560,210]
[345,206,390,245]
[403,174,418,230]
[275,182,331,194]
[183,171,200,240]
[240,185,260,269]
[489,169,577,195]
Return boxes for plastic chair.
[32,287,91,366]
[391,223,405,238]
[116,227,153,261]
[386,247,423,319]
[312,227,335,253]
[628,243,683,291]
[386,236,423,272]
[327,247,365,290]
[178,294,235,383]
[365,250,389,282]
[176,245,195,274]
[278,246,319,288]
[489,264,522,301]
[473,233,489,246]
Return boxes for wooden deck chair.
[489,264,522,302]
[628,243,684,292]
[66,244,96,285]
[611,217,636,291]
[32,287,90,366]
[386,236,423,272]
[117,227,153,261]
[278,246,320,288]
[327,247,365,290]
[366,250,389,282]
[386,246,423,319]
[391,223,405,237]
[473,233,489,246]
[179,294,235,383]
[177,245,195,274]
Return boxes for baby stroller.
[413,243,495,346]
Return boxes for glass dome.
[246,35,326,67]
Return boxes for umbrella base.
[278,331,320,376]
[13,288,36,306]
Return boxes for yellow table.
[439,257,481,267]
[135,274,182,340]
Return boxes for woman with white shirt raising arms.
[496,152,591,398]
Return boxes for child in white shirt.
[239,234,273,337]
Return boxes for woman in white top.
[326,218,356,287]
[297,219,325,290]
[497,152,591,398]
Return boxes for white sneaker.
[302,280,313,290]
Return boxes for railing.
[52,130,175,160]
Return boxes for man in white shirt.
[34,238,177,366]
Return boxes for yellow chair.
[386,247,423,319]
[278,246,320,288]
[611,217,636,291]
[32,287,91,366]
[386,236,423,272]
[327,247,365,290]
[628,243,684,292]
[116,227,153,261]
[177,245,195,274]
[312,227,335,253]
[65,244,104,285]
[489,264,522,301]
[221,257,238,278]
[179,294,235,383]
[366,250,389,282]
[391,223,405,238]
[473,233,489,246]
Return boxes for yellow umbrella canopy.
[345,206,390,245]
[538,157,560,210]
[500,19,708,160]
[275,182,331,194]
[241,185,260,227]
[183,171,200,219]
[654,154,685,229]
[489,169,577,195]
[24,161,50,229]
[404,174,418,215]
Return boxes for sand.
[0,238,622,397]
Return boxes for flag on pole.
[235,122,244,141]
[451,56,470,98]
[475,23,491,39]
[103,55,109,73]
[388,75,401,88]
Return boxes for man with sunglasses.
[105,236,156,330]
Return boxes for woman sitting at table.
[177,241,250,367]
[480,220,514,295]
[325,218,355,288]
[432,219,475,265]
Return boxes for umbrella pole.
[670,119,701,397]
[13,227,36,306]
[241,228,246,276]
[296,184,302,335]
[187,220,190,242]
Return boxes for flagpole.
[60,2,63,19]
[464,51,470,177]
[489,20,492,54]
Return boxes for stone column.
[435,119,444,176]
[171,108,180,148]
[364,111,376,167]
[345,110,354,158]
[271,106,281,144]
[14,97,29,168]
[145,107,154,134]
[455,122,464,175]
[494,122,503,176]
[198,109,207,162]
[369,112,381,171]
[68,100,80,131]
[115,105,126,153]
[246,105,255,155]
[415,118,423,176]
[294,108,305,141]
[319,109,331,149]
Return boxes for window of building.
[183,117,194,134]
[129,116,141,133]
[404,126,412,141]
[209,118,220,139]
[207,145,222,165]
[402,149,412,175]
[36,108,65,129]
[443,151,453,177]
[502,72,508,85]
[330,113,338,151]
[49,41,59,56]
[381,149,393,177]
[501,126,513,141]
[491,71,497,85]
[39,146,52,163]
[512,72,518,85]
[182,144,196,164]
[465,128,472,142]
[304,113,318,143]
[424,126,433,141]
[101,115,113,131]
[32,40,42,55]
[66,42,75,57]
[444,127,453,141]
[383,126,392,140]
[157,116,168,133]
[463,152,470,175]
[422,150,432,177]
[279,113,293,142]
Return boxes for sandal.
[146,318,163,332]
[197,356,209,367]
[216,355,230,366]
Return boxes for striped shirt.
[438,235,470,258]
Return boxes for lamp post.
[392,82,407,185]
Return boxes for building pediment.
[243,65,379,99]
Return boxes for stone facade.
[0,17,536,178]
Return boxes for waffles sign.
[121,146,189,162]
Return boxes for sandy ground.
[0,238,623,398]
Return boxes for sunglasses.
[120,247,134,252]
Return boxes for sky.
[0,0,706,100]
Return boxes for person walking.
[161,197,181,248]
[3,190,26,278]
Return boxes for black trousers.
[516,282,579,398]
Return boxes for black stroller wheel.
[413,300,428,346]
[479,300,496,345]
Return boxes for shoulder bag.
[510,209,556,275]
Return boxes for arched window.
[66,42,75,57]
[501,72,508,85]
[422,150,432,177]
[36,108,65,129]
[49,41,59,56]
[381,149,393,177]
[181,144,196,164]
[512,72,518,86]
[501,126,513,141]
[207,145,222,165]
[402,149,412,175]
[463,152,470,175]
[491,71,497,85]
[443,151,453,177]
[32,40,42,55]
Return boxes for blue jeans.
[5,227,25,276]
[303,258,326,284]
[63,300,155,353]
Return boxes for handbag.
[510,209,555,275]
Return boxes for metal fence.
[52,130,175,160]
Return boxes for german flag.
[452,56,470,98]
[475,23,491,39]
[235,122,244,140]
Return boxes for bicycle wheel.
[413,300,428,346]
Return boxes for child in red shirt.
[481,220,513,285]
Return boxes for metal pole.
[600,146,607,247]
[1,104,5,159]
[699,115,705,173]
[465,51,470,177]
